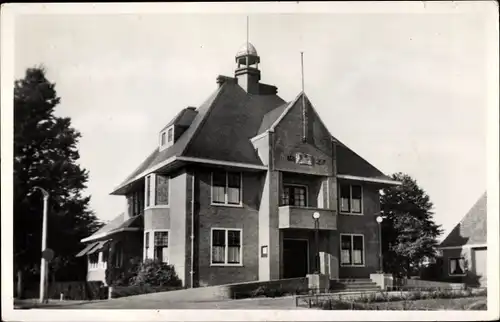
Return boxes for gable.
[272,94,334,175]
[264,92,391,181]
[440,192,487,247]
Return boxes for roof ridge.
[268,92,303,132]
[179,83,227,156]
[457,192,487,226]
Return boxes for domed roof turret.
[236,42,258,57]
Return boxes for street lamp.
[376,215,384,273]
[312,212,321,274]
[33,186,49,304]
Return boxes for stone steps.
[329,287,380,294]
[330,278,381,293]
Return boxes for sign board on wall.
[284,152,326,166]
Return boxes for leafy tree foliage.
[14,66,102,282]
[380,172,443,277]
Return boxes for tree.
[380,172,443,277]
[14,66,103,285]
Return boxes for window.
[146,176,151,207]
[340,234,364,266]
[211,171,242,206]
[88,253,99,270]
[159,126,175,150]
[154,231,169,263]
[167,128,173,143]
[281,185,307,207]
[449,257,466,276]
[127,190,145,217]
[211,229,242,265]
[156,175,169,205]
[145,174,170,208]
[113,242,123,268]
[339,184,362,214]
[161,132,166,146]
[144,232,150,259]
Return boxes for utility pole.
[34,186,49,304]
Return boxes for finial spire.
[246,16,249,52]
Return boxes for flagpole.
[301,52,307,143]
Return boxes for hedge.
[23,281,108,300]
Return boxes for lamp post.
[312,212,321,274]
[376,215,384,273]
[33,186,49,304]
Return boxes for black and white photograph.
[1,1,498,321]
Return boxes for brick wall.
[273,97,334,176]
[194,168,261,286]
[337,183,381,278]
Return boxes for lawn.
[324,296,487,310]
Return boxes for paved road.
[20,296,308,310]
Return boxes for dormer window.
[159,126,175,150]
[161,132,166,146]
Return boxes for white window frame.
[88,252,99,271]
[144,231,151,260]
[99,249,108,269]
[145,173,170,209]
[339,233,365,267]
[281,183,309,207]
[339,183,363,215]
[149,229,170,264]
[448,257,467,276]
[210,228,243,267]
[210,171,243,207]
[159,125,175,151]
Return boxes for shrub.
[105,256,142,286]
[130,259,182,287]
[321,300,367,310]
[48,281,107,300]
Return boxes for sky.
[13,6,490,239]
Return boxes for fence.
[22,281,108,301]
[391,277,465,291]
[295,287,487,309]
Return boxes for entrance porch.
[279,229,339,280]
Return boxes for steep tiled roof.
[115,86,224,188]
[90,213,125,237]
[114,78,396,194]
[257,102,289,136]
[335,140,390,180]
[440,192,487,247]
[183,83,286,163]
[81,213,144,243]
[160,107,198,132]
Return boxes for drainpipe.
[190,171,195,288]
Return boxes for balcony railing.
[278,206,337,230]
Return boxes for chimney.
[216,75,237,88]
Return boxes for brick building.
[77,42,401,287]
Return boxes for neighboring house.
[439,192,487,286]
[76,42,401,287]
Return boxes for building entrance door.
[283,239,309,279]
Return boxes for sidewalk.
[14,299,104,310]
